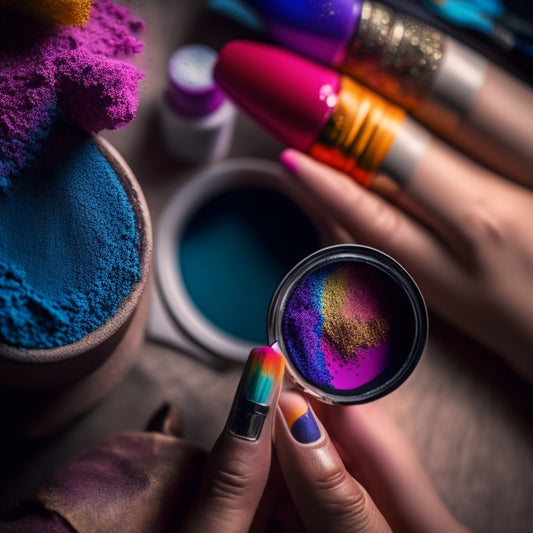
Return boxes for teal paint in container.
[149,158,330,364]
[179,186,319,344]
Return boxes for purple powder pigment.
[0,0,145,191]
[281,262,403,392]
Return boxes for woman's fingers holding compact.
[274,389,392,533]
[180,346,285,533]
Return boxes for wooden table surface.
[1,2,532,532]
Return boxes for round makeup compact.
[267,245,428,404]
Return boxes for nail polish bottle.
[160,44,237,163]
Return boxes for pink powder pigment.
[0,0,145,191]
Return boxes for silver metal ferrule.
[429,38,488,116]
[381,116,431,186]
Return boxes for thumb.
[274,390,391,533]
[180,346,285,533]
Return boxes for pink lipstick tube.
[215,40,431,187]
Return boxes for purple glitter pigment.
[0,0,145,191]
[269,245,428,403]
[281,262,395,391]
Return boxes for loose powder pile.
[0,132,142,349]
[0,0,145,192]
[281,262,397,391]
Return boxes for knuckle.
[315,468,373,527]
[345,191,404,242]
[375,205,403,237]
[461,200,507,245]
[315,465,350,493]
[368,203,405,247]
[207,457,255,503]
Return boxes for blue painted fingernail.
[279,390,321,444]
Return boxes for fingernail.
[279,149,299,174]
[279,390,321,444]
[226,346,285,441]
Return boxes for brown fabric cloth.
[0,403,207,533]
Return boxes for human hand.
[273,389,469,533]
[279,146,533,383]
[179,345,285,533]
[0,347,467,533]
[181,347,468,533]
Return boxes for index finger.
[181,346,285,533]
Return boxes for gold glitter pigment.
[343,1,445,109]
[322,267,390,358]
[309,76,405,185]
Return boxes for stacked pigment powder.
[281,262,398,391]
[0,0,146,348]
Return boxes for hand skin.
[280,145,533,383]
[0,380,468,533]
[178,347,468,533]
[274,390,392,533]
[274,390,470,533]
[312,397,471,533]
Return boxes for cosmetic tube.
[215,40,436,187]
[240,0,533,186]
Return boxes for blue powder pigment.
[282,264,333,386]
[0,131,142,349]
[179,186,320,344]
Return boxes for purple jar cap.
[243,0,363,65]
[166,44,226,117]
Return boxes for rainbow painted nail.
[226,346,285,441]
[279,390,321,444]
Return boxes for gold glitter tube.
[338,1,533,186]
[231,1,533,185]
[309,76,406,186]
[345,1,445,110]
